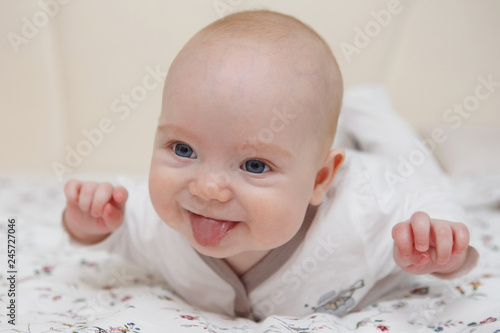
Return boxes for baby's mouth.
[188,211,238,247]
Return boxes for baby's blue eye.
[242,159,270,174]
[174,143,196,158]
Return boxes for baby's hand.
[63,179,128,244]
[392,211,470,276]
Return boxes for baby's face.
[149,38,332,262]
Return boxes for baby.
[63,10,477,320]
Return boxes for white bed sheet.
[0,174,499,333]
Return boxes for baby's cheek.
[250,195,305,247]
[149,177,165,206]
[149,170,178,216]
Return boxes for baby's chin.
[189,238,244,259]
[188,231,272,261]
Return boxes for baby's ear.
[310,148,345,206]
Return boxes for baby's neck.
[224,250,271,276]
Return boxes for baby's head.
[149,10,344,267]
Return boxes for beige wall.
[1,0,499,180]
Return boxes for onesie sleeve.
[401,185,465,224]
[352,150,479,283]
[336,86,479,282]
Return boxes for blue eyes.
[174,143,196,158]
[172,143,270,174]
[242,159,270,174]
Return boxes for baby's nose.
[188,172,233,203]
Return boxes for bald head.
[162,10,343,158]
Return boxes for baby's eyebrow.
[264,144,292,158]
[156,123,176,133]
[156,124,192,138]
[244,142,293,160]
[155,123,203,144]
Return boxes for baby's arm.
[392,211,474,277]
[63,179,128,244]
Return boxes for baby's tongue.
[189,213,234,247]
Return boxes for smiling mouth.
[188,211,238,247]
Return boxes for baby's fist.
[63,179,128,244]
[392,211,470,276]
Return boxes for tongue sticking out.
[189,213,235,247]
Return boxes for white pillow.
[420,126,500,178]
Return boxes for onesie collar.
[196,204,318,320]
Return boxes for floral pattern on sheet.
[95,322,142,333]
[0,174,500,332]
